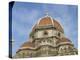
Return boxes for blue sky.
[12,2,78,56]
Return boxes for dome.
[32,16,64,33]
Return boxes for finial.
[45,10,49,16]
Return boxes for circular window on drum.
[43,31,48,36]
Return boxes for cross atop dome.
[45,10,48,16]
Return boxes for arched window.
[58,32,60,37]
[49,40,52,43]
[22,52,25,58]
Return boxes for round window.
[43,31,48,35]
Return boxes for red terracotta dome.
[38,17,53,26]
[32,16,64,33]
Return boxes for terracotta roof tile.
[38,17,53,26]
[53,20,64,33]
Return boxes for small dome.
[57,37,71,45]
[32,16,64,33]
[20,41,34,49]
[61,37,71,42]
